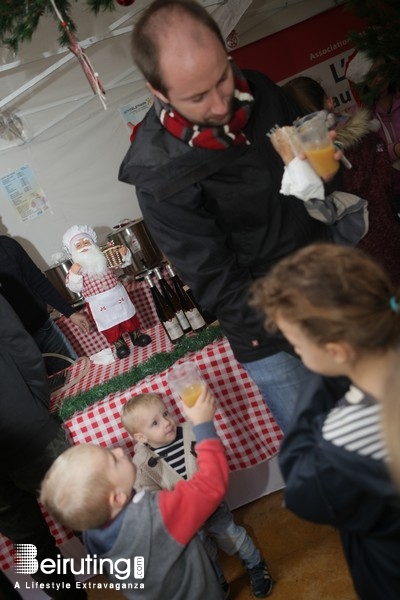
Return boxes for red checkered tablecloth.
[64,334,283,471]
[54,278,160,357]
[51,323,172,411]
[0,323,283,570]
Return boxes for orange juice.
[180,382,204,407]
[304,144,339,178]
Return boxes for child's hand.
[182,386,216,426]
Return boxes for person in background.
[0,294,87,600]
[381,368,400,492]
[63,224,151,358]
[0,235,90,374]
[345,50,400,219]
[251,243,400,600]
[40,386,229,600]
[118,0,341,433]
[121,392,273,598]
[282,75,400,285]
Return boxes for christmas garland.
[56,324,224,422]
[0,0,116,51]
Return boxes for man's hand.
[182,386,216,426]
[69,311,91,333]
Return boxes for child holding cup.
[121,385,273,599]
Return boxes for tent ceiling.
[0,0,251,109]
[0,0,340,146]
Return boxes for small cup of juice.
[167,361,205,407]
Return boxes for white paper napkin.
[280,156,325,201]
[89,348,115,365]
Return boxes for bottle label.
[176,309,191,331]
[186,308,206,330]
[164,317,184,340]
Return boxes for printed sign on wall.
[0,164,51,222]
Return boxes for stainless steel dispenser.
[107,218,163,276]
[44,259,84,305]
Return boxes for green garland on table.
[57,325,224,422]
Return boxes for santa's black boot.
[129,330,152,347]
[114,337,130,359]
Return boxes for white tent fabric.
[0,0,339,268]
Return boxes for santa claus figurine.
[62,225,151,359]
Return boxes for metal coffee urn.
[107,218,163,276]
[44,259,84,305]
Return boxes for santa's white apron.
[86,282,135,331]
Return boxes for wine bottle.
[165,264,207,332]
[164,263,215,323]
[144,273,184,343]
[153,267,192,334]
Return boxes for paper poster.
[0,163,51,222]
[119,94,154,134]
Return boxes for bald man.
[119,0,340,435]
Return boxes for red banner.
[231,5,365,110]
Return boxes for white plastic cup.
[167,361,206,407]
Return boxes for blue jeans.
[241,351,309,433]
[32,317,78,374]
[200,501,261,574]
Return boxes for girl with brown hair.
[251,243,400,600]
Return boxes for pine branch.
[343,0,400,105]
[0,0,118,51]
[55,325,225,422]
[86,0,116,14]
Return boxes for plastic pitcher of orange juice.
[294,111,339,179]
[167,361,205,407]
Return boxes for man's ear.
[133,432,148,444]
[325,341,354,364]
[146,81,169,104]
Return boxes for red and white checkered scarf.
[154,60,254,150]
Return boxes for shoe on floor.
[129,330,152,347]
[247,561,273,598]
[114,337,130,359]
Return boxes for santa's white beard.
[71,245,109,278]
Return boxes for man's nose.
[210,89,228,116]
